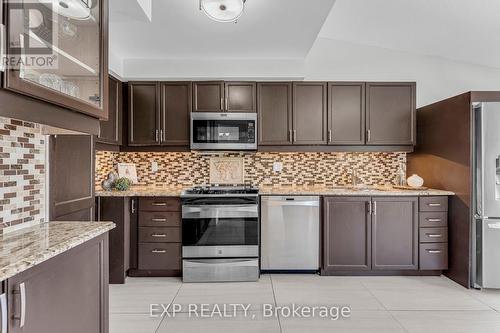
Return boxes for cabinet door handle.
[426,233,443,238]
[293,130,297,143]
[152,249,166,254]
[131,199,136,214]
[367,201,372,215]
[152,202,167,206]
[151,233,167,238]
[328,130,332,143]
[367,129,371,142]
[13,283,27,328]
[427,250,442,254]
[428,203,442,207]
[220,97,224,111]
[289,130,292,143]
[225,98,228,111]
[426,218,441,222]
[155,129,159,142]
[373,201,377,215]
[151,218,167,222]
[0,293,7,333]
[160,129,164,142]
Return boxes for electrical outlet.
[151,161,158,173]
[273,162,282,172]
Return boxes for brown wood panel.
[49,135,94,220]
[8,235,108,333]
[192,81,224,112]
[98,75,122,145]
[419,212,448,228]
[420,227,448,243]
[406,92,472,287]
[97,197,131,284]
[139,227,181,243]
[323,196,371,272]
[258,144,414,153]
[139,197,181,212]
[419,196,449,212]
[128,82,160,146]
[366,82,416,145]
[138,243,181,270]
[160,82,192,146]
[225,82,256,112]
[292,82,328,145]
[372,197,418,270]
[257,82,293,145]
[420,243,448,270]
[328,82,366,145]
[139,211,181,227]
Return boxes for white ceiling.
[109,0,336,61]
[318,0,500,69]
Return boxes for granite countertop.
[95,185,454,197]
[0,221,115,281]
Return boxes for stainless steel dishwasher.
[261,196,320,271]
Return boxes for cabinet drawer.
[420,243,448,270]
[139,197,180,212]
[139,211,181,227]
[419,227,448,243]
[138,243,181,270]
[419,196,448,212]
[419,212,448,227]
[139,227,181,243]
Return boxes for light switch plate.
[273,162,282,172]
[151,161,158,173]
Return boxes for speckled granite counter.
[0,221,115,281]
[95,185,454,197]
[258,185,454,196]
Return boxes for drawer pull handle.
[151,218,167,222]
[151,234,167,238]
[427,218,442,222]
[152,203,167,206]
[426,234,442,238]
[152,249,166,253]
[428,203,442,207]
[427,250,442,254]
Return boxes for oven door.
[182,203,259,258]
[191,112,257,150]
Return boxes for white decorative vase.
[407,174,424,188]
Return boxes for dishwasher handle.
[264,200,319,207]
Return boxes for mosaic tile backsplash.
[0,117,46,230]
[96,151,406,189]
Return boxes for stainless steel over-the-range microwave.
[190,112,257,150]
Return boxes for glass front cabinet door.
[3,0,108,119]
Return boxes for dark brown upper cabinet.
[3,0,109,120]
[97,75,122,145]
[128,82,192,147]
[225,82,256,112]
[323,197,372,273]
[128,82,160,146]
[257,82,293,145]
[371,197,418,270]
[366,82,416,145]
[160,82,192,146]
[193,81,224,112]
[328,82,366,145]
[292,82,328,145]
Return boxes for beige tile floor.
[109,274,500,333]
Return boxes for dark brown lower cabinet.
[372,197,418,270]
[96,197,132,284]
[322,196,425,275]
[7,234,109,333]
[323,197,371,272]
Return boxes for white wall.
[305,38,500,107]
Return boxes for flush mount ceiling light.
[200,0,246,23]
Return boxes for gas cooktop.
[181,185,259,196]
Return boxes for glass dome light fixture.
[199,0,246,23]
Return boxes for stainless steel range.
[181,186,260,282]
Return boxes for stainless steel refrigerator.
[473,102,500,289]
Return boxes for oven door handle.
[184,259,258,268]
[182,205,258,219]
